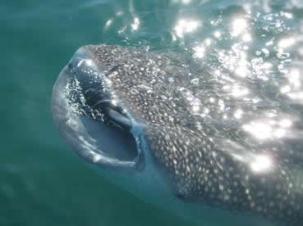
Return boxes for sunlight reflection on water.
[99,0,303,174]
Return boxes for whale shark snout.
[51,46,144,170]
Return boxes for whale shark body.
[52,45,303,226]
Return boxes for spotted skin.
[62,45,303,225]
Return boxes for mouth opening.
[52,46,143,169]
[80,102,138,163]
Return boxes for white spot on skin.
[104,18,113,30]
[190,78,200,85]
[209,97,216,103]
[192,104,200,113]
[214,31,222,39]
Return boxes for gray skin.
[52,45,303,226]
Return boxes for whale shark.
[52,44,303,226]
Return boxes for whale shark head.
[52,45,184,217]
[51,44,208,211]
[52,44,303,226]
[52,45,149,171]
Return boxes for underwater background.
[1,0,303,225]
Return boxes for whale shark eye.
[52,46,142,169]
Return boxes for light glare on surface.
[131,17,140,31]
[181,0,191,4]
[230,85,250,98]
[193,44,205,58]
[243,121,272,140]
[278,37,296,49]
[174,18,201,38]
[250,155,273,173]
[231,17,248,37]
[288,68,301,88]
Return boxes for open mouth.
[51,46,143,169]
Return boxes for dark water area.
[1,0,303,225]
[0,1,187,226]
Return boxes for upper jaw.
[51,46,145,170]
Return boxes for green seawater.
[1,1,303,226]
